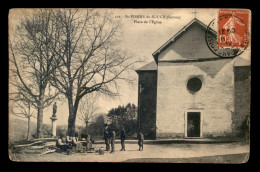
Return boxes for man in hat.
[120,128,126,151]
[110,130,116,153]
[104,124,110,151]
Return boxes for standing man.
[110,130,116,153]
[137,131,144,151]
[120,128,126,151]
[104,124,110,151]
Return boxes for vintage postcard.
[8,8,251,163]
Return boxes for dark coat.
[104,128,109,139]
[120,129,126,140]
[110,131,116,141]
[137,133,144,141]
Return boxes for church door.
[187,112,201,137]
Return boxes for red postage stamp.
[218,9,250,48]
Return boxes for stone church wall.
[156,61,234,139]
[233,66,251,137]
[158,22,217,61]
[137,71,157,139]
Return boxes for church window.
[187,77,202,93]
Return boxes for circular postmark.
[205,14,249,58]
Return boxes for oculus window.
[187,77,202,93]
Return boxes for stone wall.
[137,71,157,139]
[233,66,251,136]
[158,22,218,61]
[156,60,234,139]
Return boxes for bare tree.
[10,95,35,140]
[78,93,99,132]
[49,9,140,136]
[9,9,60,138]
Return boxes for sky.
[9,8,251,127]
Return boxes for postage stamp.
[205,9,250,58]
[217,9,250,48]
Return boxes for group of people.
[56,126,144,154]
[103,125,116,153]
[104,125,144,153]
[56,132,92,153]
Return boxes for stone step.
[93,138,243,144]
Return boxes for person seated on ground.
[56,134,71,152]
[66,135,73,147]
[66,135,72,143]
[86,134,92,150]
[61,133,66,143]
[72,133,84,153]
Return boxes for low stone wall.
[156,131,233,139]
[156,133,184,139]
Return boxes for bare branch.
[77,93,99,126]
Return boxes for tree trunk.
[37,106,44,138]
[85,122,88,135]
[68,114,76,137]
[67,97,80,137]
[27,116,31,140]
[67,98,75,136]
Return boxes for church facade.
[136,18,250,139]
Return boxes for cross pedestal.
[50,116,58,137]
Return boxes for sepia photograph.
[8,8,251,163]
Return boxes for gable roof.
[135,61,157,73]
[135,18,250,73]
[135,56,250,74]
[233,57,250,67]
[152,18,217,63]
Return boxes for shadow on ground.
[123,153,249,163]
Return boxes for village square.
[8,9,250,163]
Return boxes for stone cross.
[192,9,199,18]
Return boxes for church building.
[136,18,250,139]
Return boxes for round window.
[187,77,202,93]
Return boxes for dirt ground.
[10,142,250,163]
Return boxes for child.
[137,131,144,151]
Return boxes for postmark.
[205,9,250,58]
[218,9,249,48]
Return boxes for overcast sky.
[9,8,250,126]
